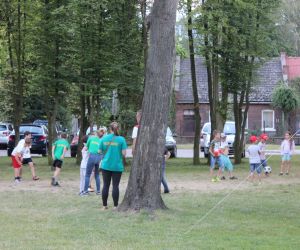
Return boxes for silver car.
[0,123,14,147]
[200,121,245,158]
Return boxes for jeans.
[161,161,169,192]
[84,153,102,193]
[102,169,122,207]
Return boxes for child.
[79,136,89,195]
[219,133,237,180]
[247,135,262,182]
[51,133,70,187]
[209,130,223,182]
[258,133,269,176]
[11,138,32,183]
[280,131,295,176]
[162,147,170,193]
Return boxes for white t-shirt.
[281,140,295,155]
[258,142,266,160]
[12,139,31,158]
[220,141,228,150]
[80,146,89,169]
[247,145,261,164]
[132,126,139,139]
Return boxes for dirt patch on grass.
[0,171,299,195]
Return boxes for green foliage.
[272,83,299,113]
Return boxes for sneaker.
[88,187,94,192]
[32,176,40,181]
[221,176,226,180]
[14,178,20,183]
[54,182,60,187]
[113,206,118,210]
[96,191,101,195]
[102,206,108,210]
[285,172,289,175]
[229,176,238,180]
[80,192,89,196]
[279,173,283,176]
[164,190,170,194]
[51,177,56,186]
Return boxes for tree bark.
[119,0,178,211]
[187,0,201,165]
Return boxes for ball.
[264,166,272,174]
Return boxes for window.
[183,110,194,116]
[183,110,195,136]
[262,110,275,131]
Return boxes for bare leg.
[280,161,285,174]
[28,162,36,178]
[14,168,21,179]
[53,167,61,179]
[286,161,291,174]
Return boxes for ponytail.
[110,122,120,136]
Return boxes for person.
[88,127,107,192]
[132,110,142,155]
[247,135,262,183]
[11,138,32,183]
[81,130,103,195]
[280,131,295,176]
[161,147,170,193]
[15,131,39,181]
[51,133,70,187]
[79,135,89,195]
[219,133,237,180]
[99,122,127,210]
[209,130,223,182]
[258,133,269,176]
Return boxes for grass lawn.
[0,156,299,250]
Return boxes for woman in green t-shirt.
[99,122,127,210]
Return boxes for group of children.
[209,130,295,183]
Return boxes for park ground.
[0,156,299,250]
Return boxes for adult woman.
[99,122,127,209]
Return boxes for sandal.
[32,176,40,181]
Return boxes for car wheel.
[170,146,177,158]
[42,146,48,157]
[7,149,12,157]
[204,153,209,158]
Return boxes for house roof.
[177,57,283,104]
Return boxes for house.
[174,53,300,143]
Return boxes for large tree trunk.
[187,0,201,165]
[119,0,178,211]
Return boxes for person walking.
[82,130,102,195]
[99,122,127,210]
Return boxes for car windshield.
[20,126,43,134]
[202,123,236,134]
[0,125,7,131]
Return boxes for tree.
[119,0,179,211]
[186,0,201,165]
[272,83,298,131]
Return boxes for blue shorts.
[261,159,267,167]
[210,155,223,169]
[250,163,262,174]
[220,155,233,172]
[282,154,291,162]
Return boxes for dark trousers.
[102,169,122,207]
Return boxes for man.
[18,131,39,181]
[131,110,141,155]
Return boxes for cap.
[260,133,268,141]
[250,135,257,143]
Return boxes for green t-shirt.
[99,134,127,172]
[87,136,101,154]
[53,139,70,160]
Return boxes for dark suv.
[7,124,49,156]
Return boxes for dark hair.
[61,133,67,139]
[24,131,31,137]
[110,122,120,136]
[82,135,88,144]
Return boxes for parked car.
[200,121,245,158]
[0,123,14,148]
[7,124,49,156]
[33,119,64,135]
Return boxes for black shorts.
[22,158,33,165]
[53,159,63,168]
